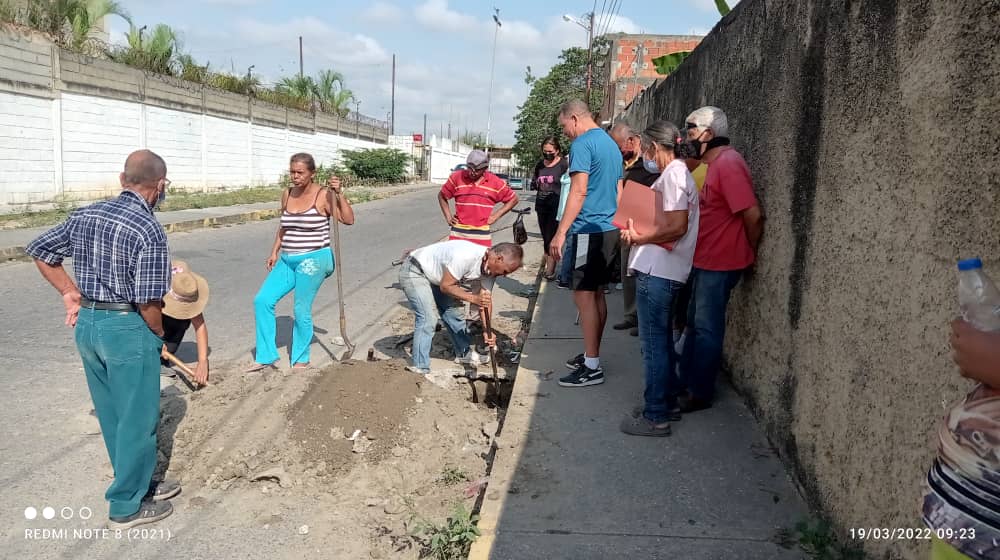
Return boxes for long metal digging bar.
[331,189,355,361]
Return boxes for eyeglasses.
[163,179,172,189]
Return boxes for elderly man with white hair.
[676,106,765,413]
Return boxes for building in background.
[599,33,704,123]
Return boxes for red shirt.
[693,147,758,271]
[440,170,515,247]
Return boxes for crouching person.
[398,240,523,374]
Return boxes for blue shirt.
[567,127,622,234]
[26,190,170,304]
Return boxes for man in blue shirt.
[549,99,623,388]
[27,150,178,529]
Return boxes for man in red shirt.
[677,106,764,413]
[438,150,519,247]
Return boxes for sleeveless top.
[280,188,330,254]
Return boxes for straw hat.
[163,260,209,320]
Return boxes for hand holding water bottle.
[954,258,1000,395]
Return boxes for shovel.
[161,349,201,391]
[330,186,356,361]
[480,305,500,396]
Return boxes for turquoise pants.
[253,248,334,365]
[75,307,162,518]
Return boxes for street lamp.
[563,12,595,101]
[485,7,501,155]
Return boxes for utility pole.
[390,54,396,135]
[585,11,594,102]
[485,7,501,154]
[354,100,361,137]
[298,36,304,79]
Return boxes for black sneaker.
[558,364,604,387]
[556,280,570,290]
[108,500,173,530]
[147,479,181,501]
[564,353,585,370]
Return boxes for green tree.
[512,43,607,168]
[341,148,409,182]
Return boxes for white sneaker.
[456,350,490,367]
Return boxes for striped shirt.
[280,189,330,254]
[25,190,170,304]
[441,170,515,247]
[923,387,1000,558]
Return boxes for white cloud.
[361,2,404,25]
[414,0,477,32]
[235,18,390,67]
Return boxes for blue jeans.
[636,272,683,423]
[76,307,161,518]
[398,259,471,370]
[679,268,744,402]
[558,234,577,284]
[253,248,334,365]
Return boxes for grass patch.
[437,466,470,485]
[773,518,866,560]
[411,504,481,560]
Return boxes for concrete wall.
[426,135,473,183]
[0,25,389,206]
[620,1,1000,558]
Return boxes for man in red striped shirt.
[438,150,519,247]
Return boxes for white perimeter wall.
[0,91,386,206]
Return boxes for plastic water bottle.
[958,258,1000,332]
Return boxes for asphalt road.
[0,187,534,558]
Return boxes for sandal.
[244,362,276,373]
[543,271,557,281]
[291,363,313,370]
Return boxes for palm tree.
[314,70,354,115]
[111,23,180,75]
[16,0,131,49]
[68,0,130,50]
[275,75,317,100]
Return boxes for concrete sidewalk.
[0,182,439,260]
[472,280,811,559]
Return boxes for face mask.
[542,153,556,162]
[642,159,660,174]
[155,188,166,209]
[622,151,636,162]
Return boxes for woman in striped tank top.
[246,153,355,371]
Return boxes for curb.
[468,278,553,560]
[0,184,435,262]
[0,208,281,262]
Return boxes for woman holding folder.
[616,121,700,437]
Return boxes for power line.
[604,0,625,37]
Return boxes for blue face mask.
[155,188,166,209]
[643,159,660,174]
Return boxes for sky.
[110,1,734,145]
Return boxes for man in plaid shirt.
[27,150,178,529]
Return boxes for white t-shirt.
[628,159,700,283]
[410,240,496,291]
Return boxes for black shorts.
[570,230,620,292]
